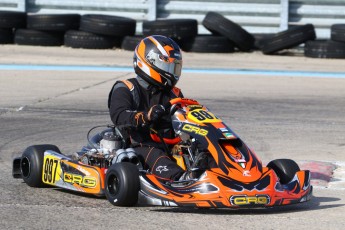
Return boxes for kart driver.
[108,35,186,182]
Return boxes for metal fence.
[0,0,25,11]
[0,0,344,39]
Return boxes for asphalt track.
[0,46,345,229]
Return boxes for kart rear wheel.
[105,162,140,206]
[267,159,300,184]
[21,144,61,187]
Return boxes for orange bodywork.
[139,167,311,208]
[41,98,312,208]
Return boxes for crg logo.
[63,173,96,188]
[230,195,270,205]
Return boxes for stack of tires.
[0,11,137,49]
[15,14,80,46]
[304,24,345,59]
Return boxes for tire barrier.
[1,10,345,58]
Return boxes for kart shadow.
[149,195,344,215]
[51,187,105,200]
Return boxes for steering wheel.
[150,98,200,145]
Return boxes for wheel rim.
[21,156,31,178]
[107,174,120,196]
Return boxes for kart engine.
[75,131,139,168]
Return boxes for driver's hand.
[147,104,165,123]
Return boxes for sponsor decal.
[77,165,91,176]
[63,173,96,188]
[156,166,169,174]
[243,170,251,177]
[182,124,208,136]
[187,105,203,110]
[223,132,235,139]
[230,195,270,205]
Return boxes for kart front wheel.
[267,159,300,184]
[105,162,140,206]
[21,144,61,187]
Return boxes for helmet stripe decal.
[137,40,146,60]
[148,36,169,57]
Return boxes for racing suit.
[108,76,184,181]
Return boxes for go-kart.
[13,98,312,208]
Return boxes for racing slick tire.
[105,162,140,206]
[267,159,300,184]
[21,144,61,187]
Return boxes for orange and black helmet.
[133,35,182,91]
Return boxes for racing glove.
[147,104,166,123]
[134,104,165,126]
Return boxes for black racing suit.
[108,76,184,181]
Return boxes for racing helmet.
[133,35,182,91]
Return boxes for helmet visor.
[147,51,182,78]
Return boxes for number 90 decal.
[187,109,221,123]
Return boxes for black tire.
[105,162,140,206]
[64,30,121,49]
[180,35,235,53]
[143,19,198,39]
[304,40,345,59]
[252,33,275,50]
[27,14,80,31]
[261,24,316,54]
[0,28,13,44]
[21,144,61,187]
[202,12,255,52]
[267,159,300,184]
[331,24,345,43]
[0,11,26,28]
[80,14,136,36]
[121,35,143,51]
[14,29,64,46]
